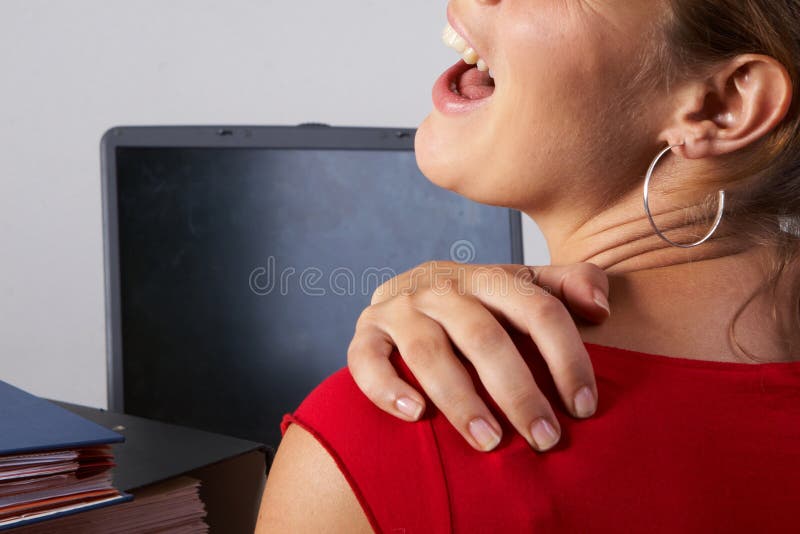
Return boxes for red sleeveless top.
[281,340,800,533]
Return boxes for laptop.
[101,124,523,448]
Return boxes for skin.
[258,0,797,530]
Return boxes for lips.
[435,4,495,115]
[433,60,495,115]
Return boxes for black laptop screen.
[115,146,518,447]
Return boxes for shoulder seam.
[282,414,383,534]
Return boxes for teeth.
[462,47,479,65]
[441,24,467,54]
[442,23,491,75]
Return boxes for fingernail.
[574,386,597,418]
[468,418,501,451]
[395,397,423,420]
[530,418,560,451]
[593,289,610,315]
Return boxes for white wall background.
[0,0,548,408]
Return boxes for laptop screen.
[109,135,521,448]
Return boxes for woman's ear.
[661,54,793,159]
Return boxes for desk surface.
[54,401,269,491]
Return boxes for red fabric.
[281,338,800,533]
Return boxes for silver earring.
[643,144,726,249]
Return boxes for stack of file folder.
[13,476,207,534]
[0,380,131,530]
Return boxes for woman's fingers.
[347,325,427,422]
[447,272,598,420]
[519,293,598,418]
[348,260,610,452]
[356,301,506,452]
[521,263,610,323]
[417,292,562,451]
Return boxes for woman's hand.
[347,261,609,453]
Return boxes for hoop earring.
[643,144,726,249]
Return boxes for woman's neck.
[538,185,750,273]
[577,251,797,363]
[525,194,798,363]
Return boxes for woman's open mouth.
[433,60,496,114]
[433,23,496,115]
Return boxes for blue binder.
[0,379,132,530]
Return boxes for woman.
[259,0,800,532]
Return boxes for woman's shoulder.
[280,360,452,533]
[271,341,800,532]
[258,422,374,533]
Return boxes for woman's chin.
[414,118,514,208]
[414,115,472,193]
